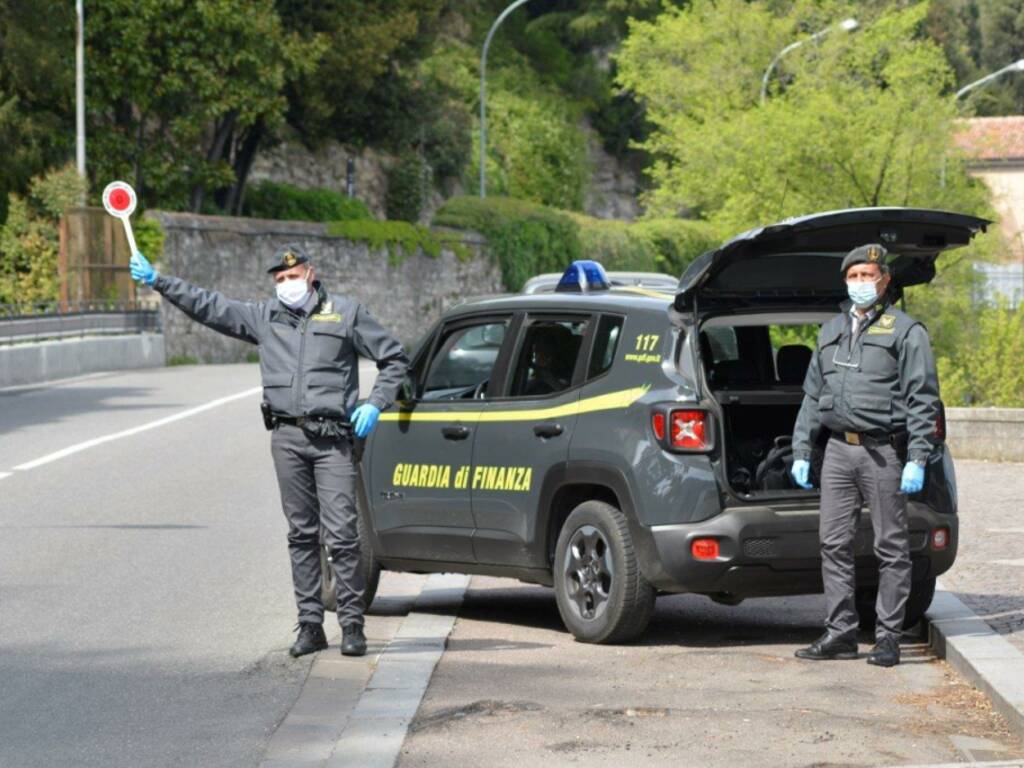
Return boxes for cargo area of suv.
[698,313,834,496]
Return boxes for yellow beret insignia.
[868,245,881,263]
[284,252,297,267]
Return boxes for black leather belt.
[833,431,907,449]
[274,414,347,428]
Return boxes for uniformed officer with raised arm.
[790,243,941,668]
[130,244,409,658]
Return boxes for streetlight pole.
[75,0,86,203]
[479,0,532,198]
[760,18,858,105]
[941,59,1024,188]
[955,59,1024,101]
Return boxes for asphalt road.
[2,363,1022,768]
[0,364,316,767]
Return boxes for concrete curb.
[324,573,469,768]
[926,583,1024,740]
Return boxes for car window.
[421,320,507,400]
[588,315,623,380]
[701,326,739,364]
[509,318,589,398]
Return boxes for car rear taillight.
[671,410,709,451]
[651,412,666,441]
[691,538,720,560]
[932,527,950,550]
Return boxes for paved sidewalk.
[940,459,1024,654]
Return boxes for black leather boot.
[794,630,858,660]
[341,624,367,657]
[866,634,901,667]
[289,622,328,658]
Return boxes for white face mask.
[275,275,311,308]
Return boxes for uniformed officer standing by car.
[790,243,941,668]
[129,244,408,658]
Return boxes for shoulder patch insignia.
[878,314,895,329]
[867,325,894,335]
[312,313,342,322]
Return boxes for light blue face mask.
[846,279,880,308]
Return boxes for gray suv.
[338,207,985,643]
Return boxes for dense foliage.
[434,195,716,290]
[243,182,372,223]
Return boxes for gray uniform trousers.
[270,423,364,628]
[820,436,911,640]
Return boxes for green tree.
[617,1,992,235]
[0,3,76,222]
[84,0,317,214]
[0,164,86,304]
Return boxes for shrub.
[435,196,718,291]
[243,181,372,222]
[0,163,86,304]
[326,220,469,265]
[434,196,582,290]
[386,151,429,223]
[135,217,165,265]
[937,302,1024,407]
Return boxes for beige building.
[954,116,1024,256]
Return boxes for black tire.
[553,500,656,644]
[320,507,381,614]
[855,577,936,632]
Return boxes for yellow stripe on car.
[379,385,650,423]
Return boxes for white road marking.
[994,559,1024,567]
[987,527,1024,534]
[12,387,261,472]
[0,472,10,481]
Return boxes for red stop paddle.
[102,180,139,255]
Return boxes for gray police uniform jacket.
[153,275,409,419]
[792,299,941,464]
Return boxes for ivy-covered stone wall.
[146,211,498,364]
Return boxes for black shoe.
[341,624,367,657]
[866,634,901,667]
[794,631,858,660]
[289,622,327,658]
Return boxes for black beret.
[840,243,888,274]
[267,243,310,274]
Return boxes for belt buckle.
[844,431,861,446]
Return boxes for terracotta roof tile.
[954,116,1024,161]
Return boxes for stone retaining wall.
[946,407,1024,462]
[146,212,501,364]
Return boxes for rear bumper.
[637,501,957,597]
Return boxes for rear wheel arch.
[539,463,641,566]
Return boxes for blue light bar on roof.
[554,260,610,293]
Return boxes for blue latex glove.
[901,462,925,494]
[130,250,157,286]
[351,403,381,438]
[791,459,813,489]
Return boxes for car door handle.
[442,425,472,440]
[533,423,564,438]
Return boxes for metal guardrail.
[0,301,161,345]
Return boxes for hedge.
[244,181,372,223]
[433,196,718,290]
